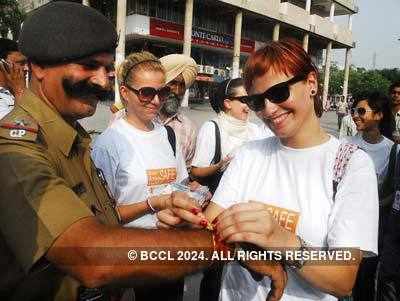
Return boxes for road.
[79,101,340,138]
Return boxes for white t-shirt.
[343,134,394,187]
[213,136,378,301]
[192,120,267,167]
[91,118,188,228]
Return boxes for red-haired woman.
[159,39,379,300]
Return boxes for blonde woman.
[92,52,202,229]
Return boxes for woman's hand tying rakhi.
[214,201,293,251]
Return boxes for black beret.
[0,38,18,59]
[19,1,118,65]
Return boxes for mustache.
[62,78,113,102]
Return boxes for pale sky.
[346,0,400,69]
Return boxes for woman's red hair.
[244,38,323,117]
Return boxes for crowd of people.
[0,2,399,301]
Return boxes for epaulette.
[0,112,39,142]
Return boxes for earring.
[311,90,316,96]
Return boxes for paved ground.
[79,101,340,138]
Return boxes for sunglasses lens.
[267,86,290,103]
[158,87,171,101]
[351,108,366,116]
[246,95,265,111]
[239,96,248,104]
[139,87,157,101]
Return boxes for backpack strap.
[165,125,176,157]
[210,121,221,164]
[332,143,359,202]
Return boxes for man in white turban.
[158,54,198,169]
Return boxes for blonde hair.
[116,51,165,86]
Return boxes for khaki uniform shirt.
[0,90,120,300]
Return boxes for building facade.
[19,0,357,106]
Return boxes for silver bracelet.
[146,197,157,214]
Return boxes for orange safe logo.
[265,204,300,233]
[147,168,177,186]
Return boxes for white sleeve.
[327,149,379,256]
[91,141,119,197]
[0,95,13,120]
[191,121,217,167]
[211,146,246,209]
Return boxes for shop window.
[137,0,149,15]
[127,0,149,15]
[157,0,168,20]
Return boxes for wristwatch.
[285,235,309,270]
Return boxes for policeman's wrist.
[146,196,158,213]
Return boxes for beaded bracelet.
[146,197,157,214]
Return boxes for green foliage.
[0,0,25,40]
[321,63,393,97]
[378,68,400,83]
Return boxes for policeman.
[0,2,286,301]
[0,2,216,300]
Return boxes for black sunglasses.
[245,74,307,111]
[124,84,171,103]
[229,95,248,104]
[350,107,373,116]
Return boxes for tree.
[348,69,391,97]
[0,0,25,40]
[377,68,400,84]
[321,64,392,97]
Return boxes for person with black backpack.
[191,78,271,195]
[92,51,194,229]
[190,78,272,301]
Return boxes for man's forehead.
[392,87,400,92]
[74,52,115,65]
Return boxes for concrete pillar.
[182,0,194,107]
[232,10,243,79]
[273,23,280,41]
[82,0,90,6]
[305,0,312,12]
[348,14,353,30]
[322,41,333,108]
[303,0,311,52]
[342,48,351,98]
[303,34,309,52]
[329,2,335,21]
[114,0,127,104]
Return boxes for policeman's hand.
[155,191,209,229]
[0,61,25,99]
